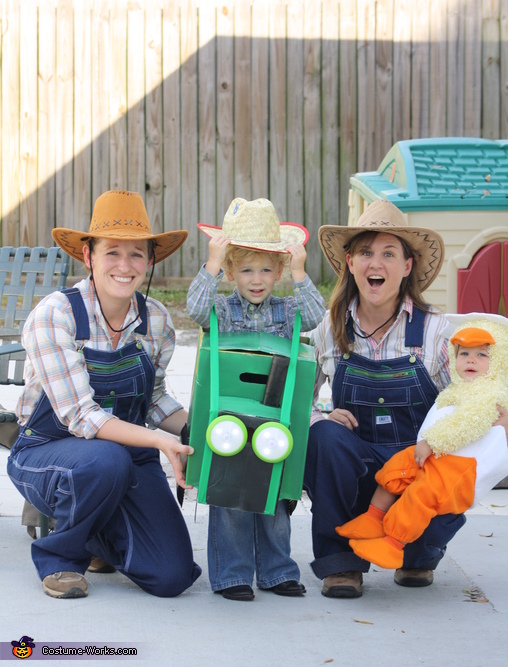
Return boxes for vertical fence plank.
[73,1,92,241]
[251,0,269,199]
[339,0,357,229]
[197,0,216,265]
[1,0,20,246]
[482,0,501,139]
[357,0,376,171]
[411,0,430,138]
[56,0,74,250]
[463,0,482,136]
[162,0,182,277]
[374,0,393,165]
[286,0,304,229]
[269,1,286,217]
[180,0,199,274]
[110,0,127,191]
[92,0,111,201]
[38,0,56,247]
[145,1,164,277]
[321,0,339,278]
[216,1,234,223]
[303,0,322,285]
[501,0,508,137]
[127,1,145,194]
[19,0,37,246]
[234,0,252,204]
[447,0,465,135]
[392,0,411,143]
[429,0,447,136]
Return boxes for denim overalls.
[304,308,466,579]
[8,288,201,596]
[207,293,300,591]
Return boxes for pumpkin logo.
[11,636,35,659]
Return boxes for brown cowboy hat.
[318,199,444,292]
[52,190,188,264]
[197,197,308,253]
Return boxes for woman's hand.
[327,408,358,430]
[158,434,195,489]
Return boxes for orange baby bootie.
[349,536,405,569]
[336,505,386,539]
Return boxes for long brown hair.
[329,231,432,352]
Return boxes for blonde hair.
[222,245,289,274]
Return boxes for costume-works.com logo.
[11,636,35,659]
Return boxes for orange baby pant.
[375,446,477,545]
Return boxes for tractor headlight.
[252,422,293,463]
[206,415,248,456]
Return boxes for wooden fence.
[1,0,507,283]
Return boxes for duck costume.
[337,312,508,569]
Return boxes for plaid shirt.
[310,295,451,424]
[186,265,326,336]
[17,277,182,439]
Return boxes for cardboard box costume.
[186,309,316,515]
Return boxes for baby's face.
[455,344,490,381]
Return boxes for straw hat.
[52,190,188,264]
[197,197,308,253]
[318,199,444,292]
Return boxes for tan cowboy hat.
[197,197,309,253]
[52,190,188,264]
[318,199,444,292]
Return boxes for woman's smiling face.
[346,232,413,311]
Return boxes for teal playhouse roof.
[350,137,508,211]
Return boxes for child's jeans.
[208,500,301,591]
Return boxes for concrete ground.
[1,330,507,666]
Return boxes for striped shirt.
[186,265,326,336]
[17,277,182,439]
[310,295,451,424]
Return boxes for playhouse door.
[457,241,507,315]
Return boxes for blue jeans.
[207,501,300,590]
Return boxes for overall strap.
[271,297,286,324]
[63,287,90,340]
[404,306,426,348]
[134,291,148,335]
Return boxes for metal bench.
[0,246,70,536]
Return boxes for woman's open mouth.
[367,276,385,288]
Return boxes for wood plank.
[303,0,321,285]
[482,0,501,139]
[251,0,269,199]
[501,0,508,138]
[446,0,465,135]
[428,0,447,136]
[55,0,74,252]
[339,0,357,234]
[180,0,199,275]
[145,1,164,277]
[162,0,182,277]
[286,0,304,231]
[392,0,412,142]
[269,1,286,219]
[374,0,394,165]
[127,1,145,194]
[19,0,37,246]
[411,0,430,138]
[92,0,111,201]
[198,1,217,266]
[321,0,339,282]
[73,1,92,242]
[233,0,252,204]
[463,0,482,136]
[216,1,234,223]
[37,0,57,247]
[1,0,20,246]
[357,0,376,171]
[110,0,128,191]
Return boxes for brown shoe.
[394,568,433,588]
[87,556,116,574]
[43,571,88,599]
[322,571,363,598]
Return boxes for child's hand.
[414,439,432,467]
[286,243,307,282]
[205,235,230,277]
